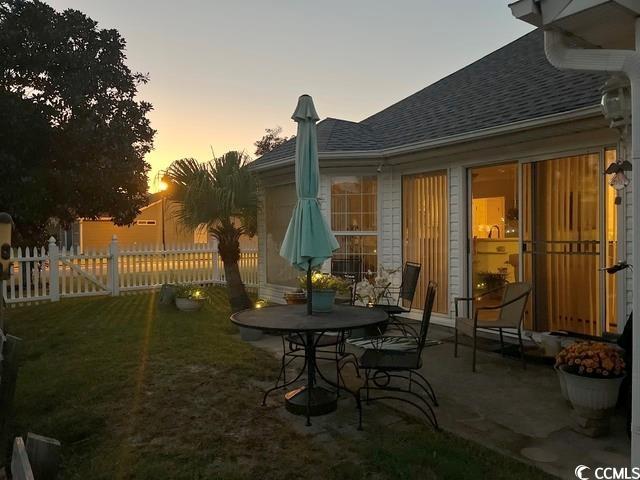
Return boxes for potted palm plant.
[174,285,208,312]
[556,341,626,437]
[299,272,349,313]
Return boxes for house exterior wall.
[256,118,630,330]
[80,201,257,252]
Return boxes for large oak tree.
[0,0,155,245]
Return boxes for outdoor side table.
[230,304,387,427]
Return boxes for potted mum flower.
[556,341,626,436]
[298,271,349,313]
[174,285,208,312]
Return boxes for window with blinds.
[402,171,448,314]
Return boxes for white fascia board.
[252,104,602,172]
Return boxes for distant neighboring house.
[252,29,626,339]
[77,197,257,252]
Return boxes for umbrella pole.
[306,261,312,315]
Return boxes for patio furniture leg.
[357,389,363,430]
[262,356,307,406]
[454,324,458,358]
[518,328,526,370]
[499,328,504,356]
[472,330,477,373]
[365,369,371,404]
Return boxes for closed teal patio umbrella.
[280,95,339,314]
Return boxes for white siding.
[448,166,464,321]
[379,169,402,270]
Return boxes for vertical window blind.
[402,171,448,314]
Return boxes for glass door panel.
[605,148,619,333]
[522,154,602,335]
[469,164,520,307]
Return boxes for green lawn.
[5,288,553,479]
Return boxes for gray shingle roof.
[253,117,382,165]
[252,29,607,169]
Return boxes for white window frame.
[328,174,379,278]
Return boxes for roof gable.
[252,29,607,169]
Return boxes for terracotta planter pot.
[284,292,307,305]
[175,297,206,312]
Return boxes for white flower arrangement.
[355,265,400,306]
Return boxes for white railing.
[2,236,258,305]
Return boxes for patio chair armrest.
[474,290,531,311]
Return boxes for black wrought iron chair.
[375,262,421,336]
[358,281,439,429]
[454,281,531,372]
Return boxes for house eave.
[251,104,603,172]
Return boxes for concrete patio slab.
[243,325,630,479]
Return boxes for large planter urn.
[311,289,336,313]
[559,366,625,437]
[175,297,206,312]
[555,366,570,403]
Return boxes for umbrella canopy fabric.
[279,95,339,271]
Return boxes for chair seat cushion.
[286,333,340,347]
[374,304,409,316]
[359,349,421,370]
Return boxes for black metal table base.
[284,385,337,417]
[263,330,362,428]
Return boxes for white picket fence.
[1,236,259,305]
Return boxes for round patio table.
[230,304,387,427]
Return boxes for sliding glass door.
[468,151,618,336]
[523,152,619,336]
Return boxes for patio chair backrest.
[417,281,437,354]
[399,262,421,304]
[344,274,357,306]
[497,282,531,328]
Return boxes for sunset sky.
[48,0,533,191]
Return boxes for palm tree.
[164,151,257,312]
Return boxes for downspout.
[545,25,640,466]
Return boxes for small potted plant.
[284,289,307,305]
[299,272,349,313]
[174,285,208,312]
[476,271,508,299]
[556,341,626,436]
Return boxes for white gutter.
[250,104,603,172]
[545,24,640,467]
